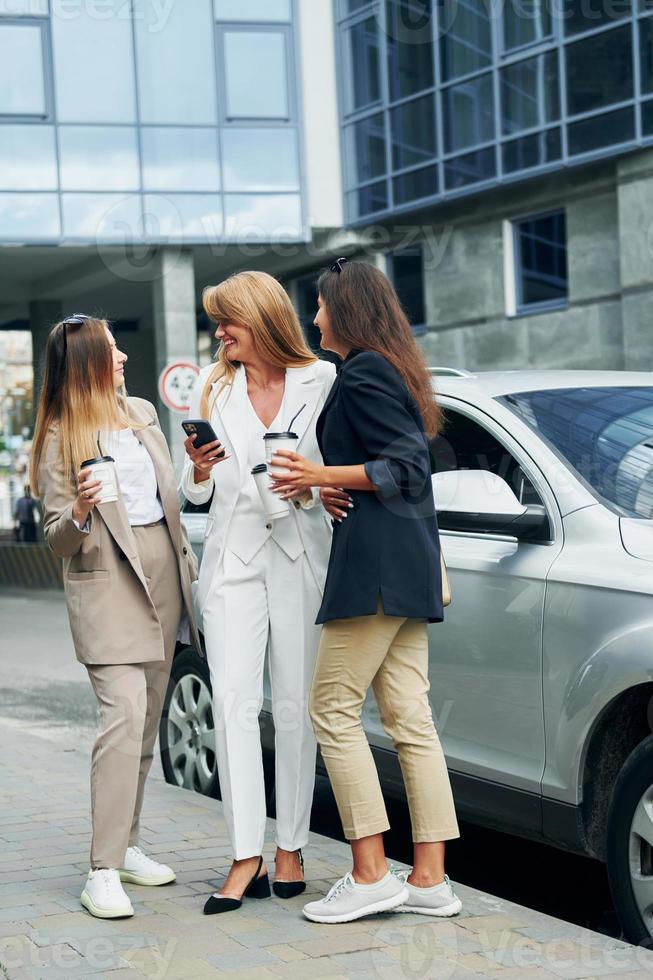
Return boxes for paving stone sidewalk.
[1,720,653,980]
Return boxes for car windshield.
[498,386,653,519]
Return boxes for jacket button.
[293,500,301,509]
[182,547,188,555]
[266,523,272,530]
[118,550,127,561]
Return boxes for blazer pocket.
[67,570,111,581]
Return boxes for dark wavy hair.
[317,261,443,437]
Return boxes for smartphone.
[182,420,226,458]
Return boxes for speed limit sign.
[158,361,200,414]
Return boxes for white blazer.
[181,359,337,613]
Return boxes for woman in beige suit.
[30,314,201,920]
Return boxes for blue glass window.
[502,129,561,173]
[142,129,221,192]
[0,126,57,189]
[503,0,551,51]
[347,180,389,217]
[62,194,142,240]
[222,129,299,191]
[439,0,492,83]
[343,16,381,113]
[0,23,46,116]
[134,0,217,125]
[59,127,140,192]
[215,0,291,19]
[563,0,630,36]
[443,73,494,153]
[52,0,136,123]
[393,164,438,204]
[513,210,567,310]
[386,0,434,101]
[346,113,387,184]
[0,193,59,238]
[391,94,436,169]
[501,52,559,136]
[143,195,223,240]
[223,30,289,118]
[565,25,633,117]
[224,194,303,238]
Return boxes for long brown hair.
[30,317,137,496]
[199,270,316,418]
[317,261,443,437]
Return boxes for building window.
[343,16,381,114]
[0,21,48,118]
[214,0,291,21]
[513,210,568,313]
[388,247,426,333]
[503,0,551,52]
[221,28,291,119]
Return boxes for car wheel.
[606,734,653,947]
[160,647,220,799]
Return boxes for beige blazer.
[38,397,202,666]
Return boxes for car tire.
[160,646,221,799]
[606,734,653,947]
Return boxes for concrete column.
[29,299,62,420]
[616,148,653,370]
[151,248,198,477]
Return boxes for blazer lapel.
[133,419,183,553]
[216,366,250,480]
[283,364,324,449]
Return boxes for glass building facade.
[337,0,653,221]
[0,0,305,243]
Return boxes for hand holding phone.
[182,419,229,479]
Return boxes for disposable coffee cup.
[251,463,290,521]
[80,455,119,504]
[264,430,298,465]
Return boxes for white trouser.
[203,538,322,859]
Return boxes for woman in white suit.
[182,271,340,914]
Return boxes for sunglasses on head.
[61,313,91,360]
[330,257,348,274]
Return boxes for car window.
[430,407,545,527]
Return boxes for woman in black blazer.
[269,259,461,925]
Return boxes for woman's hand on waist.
[320,487,353,522]
[184,434,230,484]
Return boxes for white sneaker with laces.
[81,868,134,919]
[393,869,462,917]
[302,870,409,924]
[119,846,176,886]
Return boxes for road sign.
[158,361,200,414]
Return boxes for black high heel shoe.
[272,849,306,899]
[203,856,270,914]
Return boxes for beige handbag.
[441,552,452,607]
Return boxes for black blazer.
[315,349,443,625]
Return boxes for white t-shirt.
[102,427,165,526]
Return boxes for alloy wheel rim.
[167,672,216,793]
[628,783,653,934]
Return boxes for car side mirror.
[432,471,551,542]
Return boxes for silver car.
[161,369,653,944]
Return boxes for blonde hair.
[30,317,141,497]
[199,271,316,418]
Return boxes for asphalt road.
[0,588,620,941]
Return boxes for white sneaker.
[119,846,176,886]
[302,870,409,924]
[393,870,462,917]
[81,868,134,919]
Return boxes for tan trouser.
[85,522,182,869]
[309,603,460,843]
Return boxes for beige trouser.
[85,522,182,869]
[309,602,460,843]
